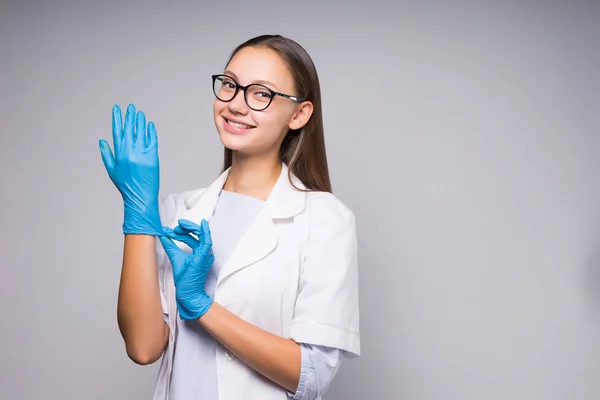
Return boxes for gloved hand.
[160,219,215,320]
[99,104,163,236]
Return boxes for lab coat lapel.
[181,168,230,226]
[216,204,277,286]
[216,163,307,286]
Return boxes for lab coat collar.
[265,162,307,219]
[181,162,307,286]
[182,162,307,223]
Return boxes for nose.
[227,88,249,114]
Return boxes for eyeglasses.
[212,74,304,111]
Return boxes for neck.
[223,152,282,200]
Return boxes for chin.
[218,130,252,152]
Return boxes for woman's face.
[213,46,311,159]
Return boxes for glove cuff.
[177,295,214,320]
[122,200,163,236]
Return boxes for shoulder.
[160,187,206,206]
[158,187,207,225]
[305,191,356,230]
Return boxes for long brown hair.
[221,34,332,193]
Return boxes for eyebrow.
[224,70,280,91]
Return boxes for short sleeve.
[289,193,361,358]
[288,343,344,400]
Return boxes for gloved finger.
[99,139,115,176]
[112,104,123,157]
[175,219,203,236]
[163,226,199,249]
[192,220,213,259]
[173,225,196,236]
[159,235,182,261]
[147,121,158,151]
[194,241,214,260]
[191,243,214,265]
[135,110,146,150]
[159,235,190,281]
[199,219,213,246]
[177,219,212,246]
[122,103,136,151]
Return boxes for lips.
[224,117,256,129]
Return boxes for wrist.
[197,301,216,326]
[177,294,213,320]
[122,200,163,236]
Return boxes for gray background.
[1,1,599,399]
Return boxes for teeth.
[228,119,252,129]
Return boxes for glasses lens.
[212,76,273,110]
[213,75,236,101]
[246,84,272,111]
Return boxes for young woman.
[99,34,360,400]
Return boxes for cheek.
[255,120,286,145]
[213,99,225,116]
[254,111,290,137]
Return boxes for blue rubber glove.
[99,104,163,236]
[160,219,215,320]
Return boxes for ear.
[288,101,314,131]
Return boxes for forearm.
[198,302,301,393]
[117,234,168,364]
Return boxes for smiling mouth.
[225,118,256,129]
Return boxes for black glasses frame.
[212,74,304,111]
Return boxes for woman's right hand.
[99,104,163,236]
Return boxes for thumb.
[159,235,180,260]
[99,139,115,175]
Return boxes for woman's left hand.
[160,219,215,320]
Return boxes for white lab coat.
[152,163,360,400]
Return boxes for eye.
[222,78,236,89]
[251,90,272,104]
[256,90,272,99]
[247,84,273,103]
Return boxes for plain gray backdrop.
[1,1,600,399]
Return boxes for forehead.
[225,46,293,91]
